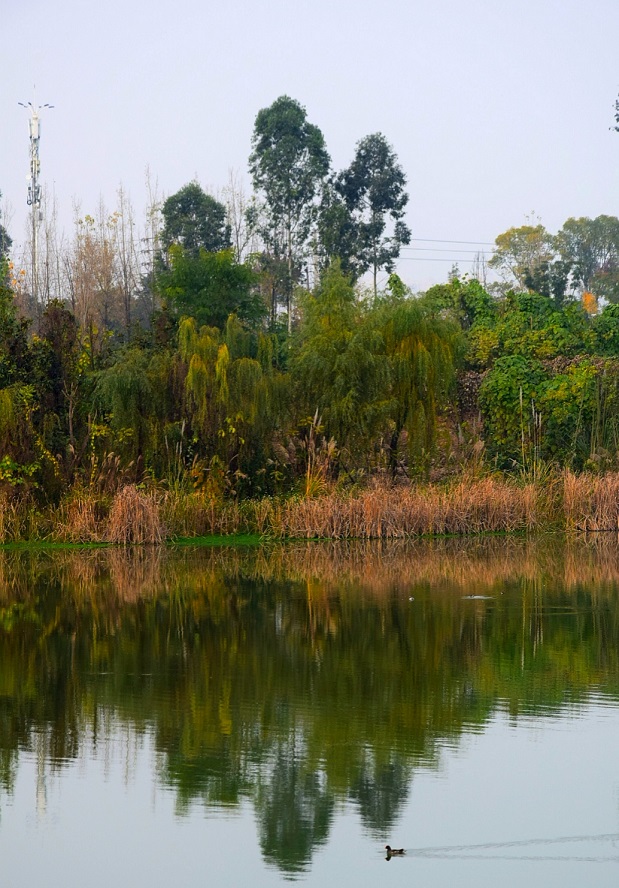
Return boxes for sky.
[2,0,619,290]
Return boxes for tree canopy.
[158,247,264,330]
[333,133,411,296]
[249,95,330,327]
[161,182,231,257]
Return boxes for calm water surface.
[1,536,619,887]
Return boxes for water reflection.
[0,536,619,876]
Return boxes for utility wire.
[402,247,495,254]
[406,238,496,246]
[397,256,489,263]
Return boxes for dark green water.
[1,536,619,886]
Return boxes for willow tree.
[96,348,156,472]
[373,295,460,475]
[292,264,390,467]
[180,315,290,493]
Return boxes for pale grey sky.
[2,0,619,289]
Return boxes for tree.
[0,193,12,264]
[371,293,459,475]
[316,182,361,280]
[422,277,496,330]
[66,209,121,354]
[96,347,156,469]
[292,263,390,463]
[556,216,619,302]
[112,185,141,335]
[161,182,231,258]
[523,259,572,306]
[249,96,330,331]
[222,170,259,262]
[488,224,555,289]
[0,259,30,388]
[334,133,411,297]
[158,247,264,330]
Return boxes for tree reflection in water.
[0,537,618,873]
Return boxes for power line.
[397,256,490,263]
[402,246,495,254]
[406,237,496,246]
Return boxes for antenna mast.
[18,98,53,304]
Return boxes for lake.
[1,536,619,887]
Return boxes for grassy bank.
[1,470,619,544]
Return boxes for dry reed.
[265,476,539,539]
[8,470,619,544]
[54,491,102,542]
[563,470,619,531]
[104,485,164,545]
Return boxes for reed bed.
[105,485,165,545]
[563,470,619,531]
[3,470,619,543]
[160,489,247,538]
[267,476,540,539]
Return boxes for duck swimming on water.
[385,845,405,859]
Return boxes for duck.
[385,845,405,857]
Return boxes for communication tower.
[18,99,53,303]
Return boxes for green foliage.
[0,266,31,388]
[316,184,360,278]
[537,361,598,464]
[374,293,460,472]
[467,290,593,372]
[293,265,389,462]
[159,247,264,329]
[556,216,619,302]
[523,259,571,306]
[249,96,330,245]
[479,352,619,470]
[489,224,555,288]
[180,315,290,494]
[293,264,459,474]
[96,348,156,464]
[421,277,495,330]
[333,133,411,294]
[161,182,231,257]
[479,355,547,466]
[249,95,330,320]
[594,303,619,354]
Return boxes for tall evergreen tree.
[249,96,330,331]
[334,134,411,297]
[161,182,231,258]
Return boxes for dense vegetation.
[5,97,619,537]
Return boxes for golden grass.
[54,491,101,542]
[563,470,619,531]
[264,476,540,539]
[105,485,164,545]
[4,470,619,543]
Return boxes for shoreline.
[1,469,618,544]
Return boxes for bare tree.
[222,169,259,262]
[112,185,140,336]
